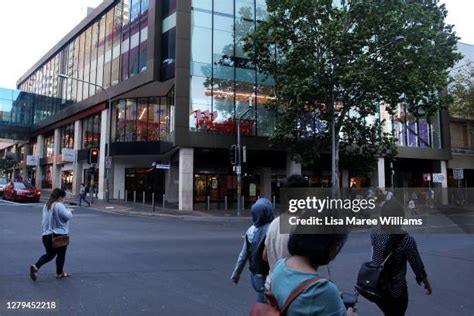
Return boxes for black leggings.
[34,234,68,275]
[376,291,409,316]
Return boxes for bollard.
[143,192,145,205]
[125,190,128,203]
[133,191,136,204]
[162,194,166,208]
[272,195,276,209]
[207,195,210,210]
[224,196,228,210]
[152,193,155,213]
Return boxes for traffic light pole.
[236,107,253,217]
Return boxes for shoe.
[56,272,71,279]
[30,265,38,281]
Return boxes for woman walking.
[231,198,274,302]
[371,200,432,315]
[30,188,73,280]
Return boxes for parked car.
[0,177,7,196]
[3,181,41,202]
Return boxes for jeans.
[79,194,90,206]
[251,273,266,303]
[34,234,68,275]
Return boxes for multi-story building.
[1,0,455,210]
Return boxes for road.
[1,199,473,315]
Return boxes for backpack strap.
[381,234,406,266]
[280,276,325,313]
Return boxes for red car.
[3,181,41,202]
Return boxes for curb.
[90,206,252,223]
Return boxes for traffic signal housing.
[88,148,99,164]
[229,145,238,166]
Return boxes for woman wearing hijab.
[231,198,274,302]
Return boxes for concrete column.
[286,154,302,177]
[52,128,62,188]
[165,164,179,203]
[440,160,448,205]
[261,168,272,199]
[21,144,30,180]
[179,148,194,211]
[377,158,385,189]
[35,135,44,189]
[98,109,108,200]
[342,169,349,188]
[71,120,82,196]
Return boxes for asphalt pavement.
[1,199,473,316]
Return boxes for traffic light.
[88,148,99,164]
[229,145,238,166]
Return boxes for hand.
[422,278,432,295]
[347,307,357,316]
[231,276,239,284]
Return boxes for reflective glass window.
[137,98,148,141]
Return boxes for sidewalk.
[40,190,253,222]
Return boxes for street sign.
[242,145,247,164]
[432,173,445,183]
[235,166,241,175]
[26,155,39,166]
[423,173,431,182]
[453,168,464,180]
[155,164,170,170]
[62,148,76,162]
[105,156,112,169]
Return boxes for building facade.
[1,0,456,210]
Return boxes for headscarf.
[251,198,274,228]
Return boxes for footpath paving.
[40,190,253,222]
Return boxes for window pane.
[125,99,137,141]
[147,97,160,140]
[137,98,148,141]
[116,100,126,141]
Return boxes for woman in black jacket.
[371,200,432,316]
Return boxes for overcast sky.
[0,0,472,89]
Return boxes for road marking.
[0,200,41,207]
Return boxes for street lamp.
[236,95,254,217]
[58,73,112,203]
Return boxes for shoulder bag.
[250,275,325,316]
[50,203,70,249]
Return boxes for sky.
[0,0,472,89]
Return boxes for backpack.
[250,276,324,316]
[356,234,406,303]
[84,186,90,194]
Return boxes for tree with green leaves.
[0,155,16,177]
[449,66,474,118]
[244,0,460,187]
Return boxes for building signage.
[155,164,170,170]
[249,183,257,197]
[105,156,112,169]
[62,148,76,162]
[26,155,39,166]
[432,173,445,183]
[453,168,464,180]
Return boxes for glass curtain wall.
[113,91,174,142]
[82,113,102,148]
[380,104,442,149]
[190,0,275,136]
[61,123,75,149]
[17,0,149,124]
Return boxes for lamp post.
[58,73,112,203]
[236,95,254,217]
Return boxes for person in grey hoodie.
[231,198,274,302]
[30,188,73,280]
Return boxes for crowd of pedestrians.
[232,175,432,316]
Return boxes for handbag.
[250,275,324,316]
[355,234,405,302]
[50,203,70,249]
